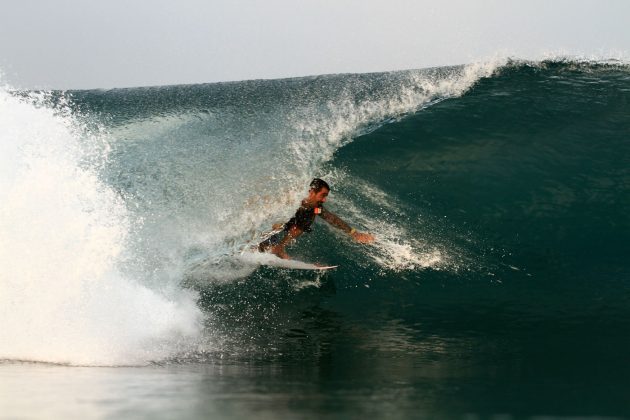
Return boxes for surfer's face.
[308,187,329,206]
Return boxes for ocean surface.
[1,59,630,419]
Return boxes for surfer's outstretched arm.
[270,226,303,259]
[320,208,375,244]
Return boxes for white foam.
[0,87,203,366]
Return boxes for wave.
[2,57,629,365]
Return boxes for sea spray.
[0,87,202,366]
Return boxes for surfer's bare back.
[258,178,375,259]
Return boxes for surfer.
[258,178,375,259]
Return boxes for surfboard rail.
[239,250,338,270]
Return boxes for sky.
[1,0,629,89]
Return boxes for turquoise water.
[1,60,630,418]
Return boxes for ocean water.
[1,59,630,419]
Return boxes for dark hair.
[309,178,330,192]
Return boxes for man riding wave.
[258,178,375,259]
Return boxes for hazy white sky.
[1,0,629,89]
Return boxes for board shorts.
[257,205,323,252]
[257,231,284,252]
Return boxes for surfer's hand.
[351,231,375,244]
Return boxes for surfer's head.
[309,178,330,193]
[308,178,330,206]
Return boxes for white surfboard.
[240,251,338,270]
